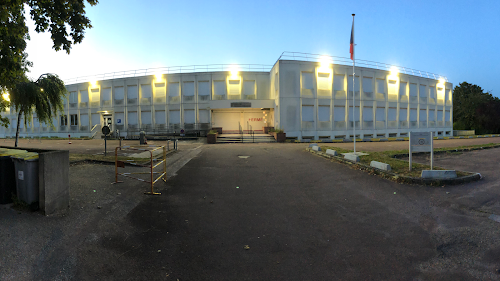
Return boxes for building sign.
[248,118,262,122]
[231,102,251,108]
[409,131,434,171]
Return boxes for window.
[348,106,360,121]
[420,109,427,121]
[348,76,360,92]
[60,115,68,126]
[376,108,385,121]
[69,91,78,103]
[102,88,111,101]
[419,85,427,97]
[388,108,397,121]
[429,110,435,121]
[445,110,451,121]
[243,81,255,96]
[128,112,138,125]
[141,111,151,125]
[317,73,330,90]
[184,109,195,124]
[301,72,314,89]
[214,81,226,96]
[376,79,385,94]
[362,77,373,93]
[409,83,417,96]
[91,88,99,101]
[70,114,78,126]
[399,109,408,121]
[199,110,209,123]
[80,90,89,103]
[445,89,451,101]
[334,106,345,121]
[363,107,373,121]
[334,75,345,91]
[399,82,407,96]
[154,83,166,97]
[198,81,210,96]
[141,84,152,98]
[127,85,138,99]
[183,82,195,96]
[437,110,443,121]
[228,80,240,95]
[302,105,314,122]
[318,106,330,122]
[429,87,436,99]
[169,110,180,124]
[114,86,124,100]
[410,109,417,121]
[155,111,165,125]
[168,82,179,97]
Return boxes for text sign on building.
[410,132,432,152]
[231,102,251,108]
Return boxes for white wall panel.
[317,73,330,90]
[243,81,255,96]
[400,109,408,121]
[91,113,100,125]
[228,80,240,95]
[199,110,209,123]
[80,114,89,126]
[334,106,345,121]
[410,109,417,121]
[91,89,99,101]
[154,83,166,97]
[420,109,427,121]
[437,110,443,121]
[399,82,407,96]
[445,110,450,121]
[388,108,397,121]
[429,87,436,99]
[429,109,435,121]
[376,79,385,94]
[410,83,417,96]
[214,81,226,96]
[348,107,360,121]
[419,85,427,97]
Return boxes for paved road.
[1,143,500,280]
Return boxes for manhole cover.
[238,156,250,159]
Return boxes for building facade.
[0,53,453,140]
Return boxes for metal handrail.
[64,63,273,85]
[277,51,449,81]
[90,124,101,139]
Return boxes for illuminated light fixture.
[2,93,10,101]
[438,78,445,84]
[40,88,44,92]
[155,73,163,82]
[390,67,399,76]
[318,55,333,73]
[89,78,97,88]
[229,65,240,79]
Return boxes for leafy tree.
[10,74,66,147]
[453,82,499,134]
[1,0,97,125]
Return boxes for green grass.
[318,143,496,178]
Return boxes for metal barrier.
[112,145,167,195]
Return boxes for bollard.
[68,134,71,144]
[140,131,146,145]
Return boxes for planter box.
[263,127,274,134]
[207,133,217,144]
[212,127,223,135]
[270,132,286,142]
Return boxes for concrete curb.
[306,148,481,186]
[392,144,500,159]
[289,134,500,143]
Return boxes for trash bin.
[140,131,146,145]
[0,149,27,204]
[11,152,39,205]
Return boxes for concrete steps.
[216,134,276,143]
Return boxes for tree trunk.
[14,110,22,148]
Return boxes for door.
[103,114,113,132]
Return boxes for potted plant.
[207,130,218,144]
[268,128,286,142]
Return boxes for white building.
[0,52,453,140]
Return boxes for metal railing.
[64,64,273,85]
[277,51,449,81]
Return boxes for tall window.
[70,114,78,126]
[60,115,68,126]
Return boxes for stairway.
[216,134,276,143]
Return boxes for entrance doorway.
[103,114,113,132]
[211,109,273,133]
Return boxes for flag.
[350,19,354,60]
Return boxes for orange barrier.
[112,145,167,195]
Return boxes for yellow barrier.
[112,145,167,195]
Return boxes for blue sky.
[25,0,500,96]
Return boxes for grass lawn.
[318,143,500,178]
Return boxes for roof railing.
[277,51,448,81]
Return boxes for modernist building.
[0,52,453,140]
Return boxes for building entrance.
[211,109,273,133]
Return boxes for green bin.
[11,152,39,205]
[0,149,27,204]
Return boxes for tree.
[1,0,97,124]
[453,82,499,134]
[10,74,66,147]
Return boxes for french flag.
[350,18,354,60]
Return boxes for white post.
[430,131,433,170]
[352,14,356,155]
[409,131,412,171]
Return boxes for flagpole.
[352,14,356,155]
